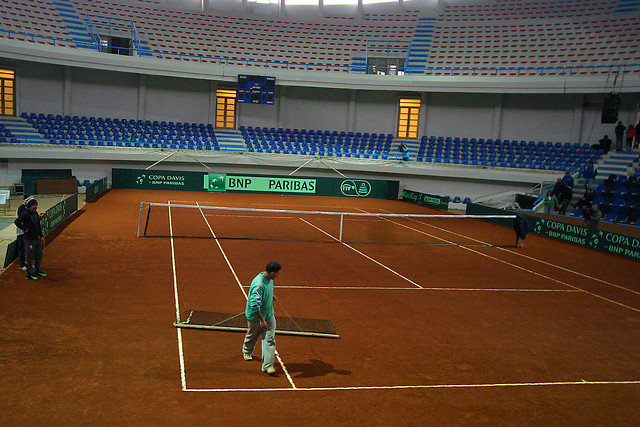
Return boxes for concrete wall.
[14,60,639,145]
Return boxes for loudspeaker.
[601,93,620,123]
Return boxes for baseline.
[184,379,640,393]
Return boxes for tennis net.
[138,202,517,246]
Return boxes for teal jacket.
[245,272,274,321]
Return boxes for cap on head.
[26,198,38,208]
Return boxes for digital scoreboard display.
[237,74,275,105]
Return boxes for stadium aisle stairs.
[52,0,95,49]
[215,130,246,152]
[391,139,419,160]
[0,116,47,144]
[570,150,640,218]
[405,17,437,74]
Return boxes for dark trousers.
[24,238,43,276]
[17,234,26,268]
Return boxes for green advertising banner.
[466,203,640,261]
[531,217,640,261]
[42,193,79,236]
[112,168,398,199]
[85,177,109,202]
[112,169,208,192]
[204,173,316,193]
[401,189,449,211]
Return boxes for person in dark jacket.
[513,211,530,248]
[14,198,47,280]
[15,195,33,271]
[572,187,595,210]
[558,184,573,215]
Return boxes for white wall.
[11,59,640,146]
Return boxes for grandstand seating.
[425,0,640,75]
[2,0,635,75]
[571,165,640,225]
[415,135,602,171]
[21,112,221,150]
[240,126,394,159]
[12,112,604,175]
[69,0,420,71]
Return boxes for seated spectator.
[581,161,598,188]
[543,190,559,214]
[591,135,612,153]
[582,204,602,229]
[572,187,594,210]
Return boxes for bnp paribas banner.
[532,217,640,261]
[204,173,397,198]
[112,169,398,199]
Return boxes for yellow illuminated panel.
[0,69,16,116]
[215,89,236,129]
[397,98,421,139]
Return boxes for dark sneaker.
[37,272,48,278]
[26,275,39,280]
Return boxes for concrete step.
[0,117,48,143]
[215,130,246,152]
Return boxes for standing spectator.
[552,177,565,195]
[561,170,574,188]
[543,190,559,214]
[627,124,637,151]
[581,161,598,188]
[583,204,602,229]
[242,261,282,375]
[14,198,47,280]
[558,183,573,215]
[15,195,33,271]
[614,121,626,151]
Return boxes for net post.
[339,214,344,242]
[137,202,144,236]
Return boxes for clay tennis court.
[1,189,639,425]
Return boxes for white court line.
[168,202,188,391]
[194,202,297,390]
[360,210,640,314]
[184,379,640,393]
[300,218,424,289]
[265,285,581,292]
[378,210,640,297]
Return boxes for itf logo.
[340,179,371,197]
[135,174,146,185]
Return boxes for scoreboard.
[237,74,275,105]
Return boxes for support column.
[208,81,217,125]
[137,75,146,121]
[420,92,428,137]
[277,86,285,129]
[491,93,503,140]
[572,94,585,143]
[347,89,356,132]
[63,66,72,116]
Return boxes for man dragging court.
[242,261,282,375]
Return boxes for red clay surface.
[1,189,639,425]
